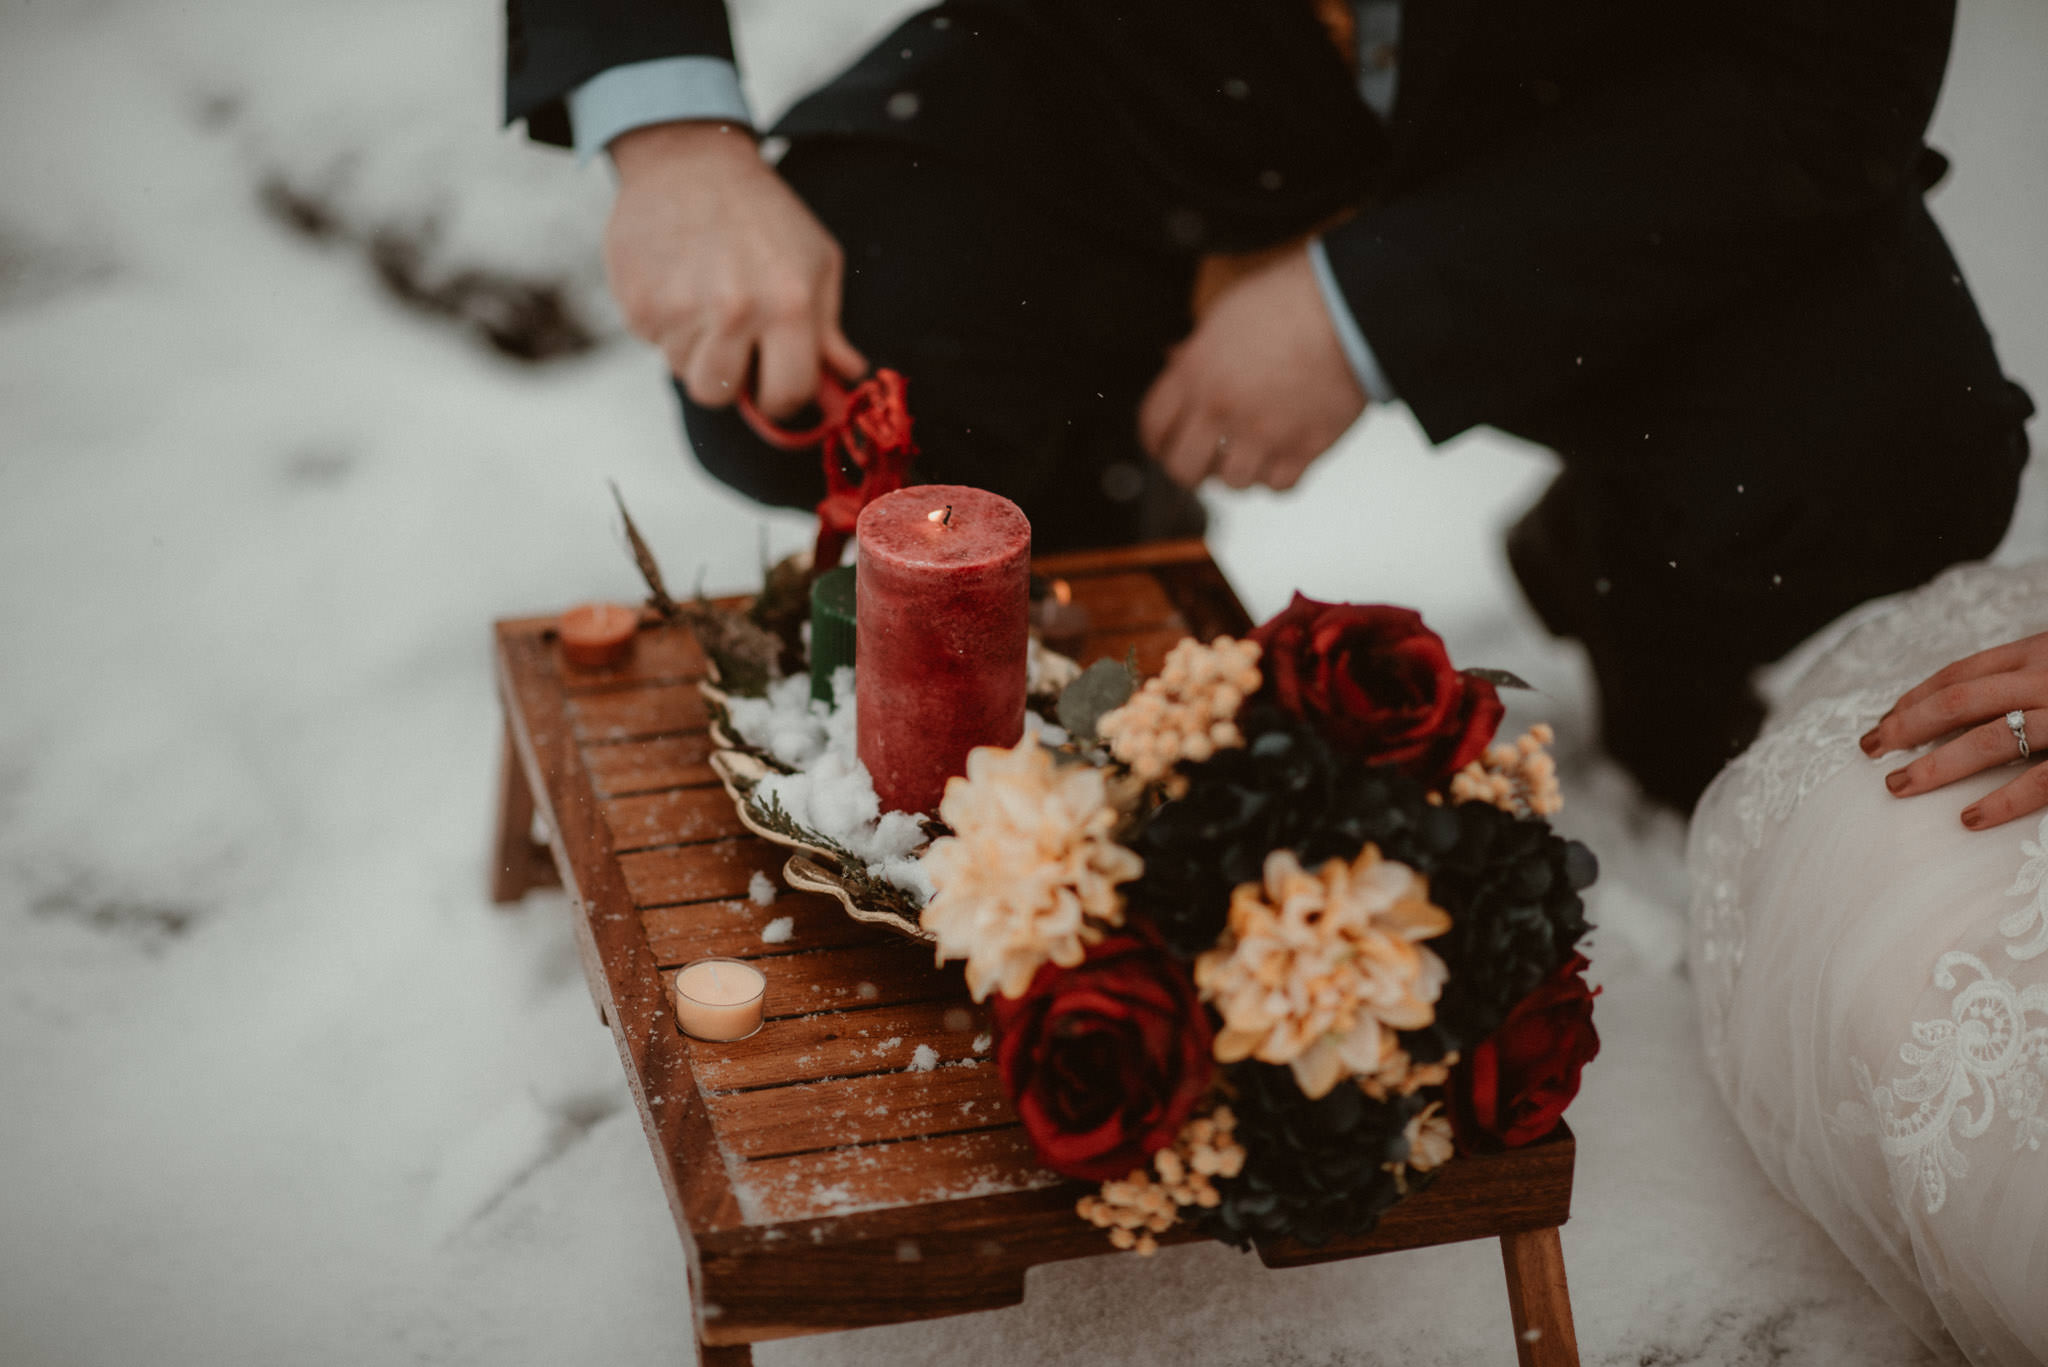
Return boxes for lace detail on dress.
[1689,561,2048,1081]
[1730,689,1896,849]
[1688,688,1895,1066]
[1835,951,2048,1216]
[1779,566,2048,718]
[1998,813,2048,962]
[1689,830,1747,1065]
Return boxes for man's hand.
[605,122,865,419]
[1138,244,1365,492]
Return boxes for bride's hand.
[1861,632,2048,829]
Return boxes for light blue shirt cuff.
[567,57,755,163]
[1308,235,1398,404]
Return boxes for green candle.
[809,565,858,705]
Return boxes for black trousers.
[678,137,2031,809]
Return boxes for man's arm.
[1322,0,1955,443]
[504,0,860,417]
[504,0,738,147]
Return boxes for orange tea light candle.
[671,958,766,1041]
[558,601,639,668]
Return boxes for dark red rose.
[1248,594,1504,787]
[994,927,1215,1181]
[1448,953,1600,1151]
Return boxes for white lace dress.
[1690,562,2048,1367]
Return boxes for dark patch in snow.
[191,90,242,132]
[0,223,116,313]
[30,881,199,953]
[1628,1297,1893,1367]
[552,1089,625,1139]
[256,173,600,364]
[462,1089,628,1232]
[280,444,355,488]
[367,225,598,364]
[257,176,343,241]
[1220,1346,1360,1367]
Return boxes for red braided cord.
[737,370,918,573]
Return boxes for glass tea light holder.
[671,957,767,1041]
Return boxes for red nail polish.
[1886,770,1908,793]
[1860,730,1881,756]
[1962,807,1984,829]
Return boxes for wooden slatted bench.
[490,539,1580,1367]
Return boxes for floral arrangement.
[611,392,1600,1254]
[922,595,1601,1253]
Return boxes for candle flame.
[927,505,954,526]
[1052,579,1072,606]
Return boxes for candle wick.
[943,505,953,526]
[710,962,724,993]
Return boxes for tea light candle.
[558,601,639,668]
[671,958,766,1041]
[1032,577,1090,658]
[855,485,1031,814]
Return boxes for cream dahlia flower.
[923,742,1143,1001]
[1194,845,1451,1099]
[1097,636,1262,783]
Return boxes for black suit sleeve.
[1325,2,1956,443]
[505,0,738,148]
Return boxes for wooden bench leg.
[696,1340,752,1366]
[490,716,561,904]
[1500,1225,1580,1367]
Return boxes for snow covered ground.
[1,1,2043,1362]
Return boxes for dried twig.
[610,481,678,619]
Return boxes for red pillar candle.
[856,485,1031,814]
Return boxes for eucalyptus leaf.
[1057,656,1140,742]
[1465,666,1535,692]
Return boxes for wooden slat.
[556,622,707,692]
[604,787,748,851]
[680,940,955,1015]
[1034,538,1215,575]
[693,1130,1573,1345]
[691,998,992,1092]
[737,1127,1058,1224]
[570,682,711,743]
[582,733,719,797]
[709,1062,1009,1158]
[694,1187,1083,1343]
[641,890,888,966]
[1148,552,1256,640]
[621,838,788,906]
